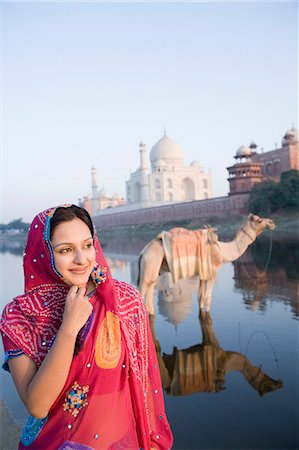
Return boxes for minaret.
[139,140,148,171]
[139,141,149,203]
[91,166,98,215]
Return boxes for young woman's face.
[51,218,96,287]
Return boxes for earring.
[91,263,108,285]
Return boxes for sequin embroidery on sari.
[20,416,48,447]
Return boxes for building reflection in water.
[150,308,283,397]
[233,247,299,318]
[0,239,25,256]
[156,273,197,325]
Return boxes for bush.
[248,170,299,215]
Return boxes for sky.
[0,1,298,223]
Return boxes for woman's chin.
[63,275,90,288]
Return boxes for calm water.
[0,236,298,450]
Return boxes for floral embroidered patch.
[63,382,89,417]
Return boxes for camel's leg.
[145,281,156,316]
[199,279,207,310]
[204,277,216,312]
[138,239,164,315]
[198,277,216,312]
[199,311,220,347]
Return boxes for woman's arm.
[8,285,92,419]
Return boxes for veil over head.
[1,205,116,365]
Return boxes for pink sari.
[0,206,173,450]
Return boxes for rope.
[236,229,274,282]
[244,329,281,381]
[261,231,273,274]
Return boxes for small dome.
[150,134,184,167]
[235,145,252,158]
[282,126,298,145]
[99,187,108,197]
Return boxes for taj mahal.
[80,132,212,215]
[79,126,298,220]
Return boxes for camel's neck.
[217,222,257,263]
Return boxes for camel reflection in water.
[151,273,283,397]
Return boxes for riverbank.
[98,210,299,244]
[0,211,298,250]
[0,400,21,449]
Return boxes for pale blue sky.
[1,1,298,222]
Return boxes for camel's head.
[248,214,275,236]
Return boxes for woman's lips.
[69,267,89,275]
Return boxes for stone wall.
[252,143,299,181]
[92,193,249,228]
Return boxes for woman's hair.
[50,205,94,240]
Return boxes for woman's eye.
[60,247,72,254]
[84,243,93,249]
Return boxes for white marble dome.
[154,159,167,168]
[235,145,252,158]
[150,134,184,167]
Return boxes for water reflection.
[153,312,283,398]
[157,273,196,325]
[1,236,298,320]
[0,238,25,256]
[0,238,297,449]
[234,241,299,318]
[251,236,299,281]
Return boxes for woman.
[0,205,173,450]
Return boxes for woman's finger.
[68,285,79,295]
[77,286,87,296]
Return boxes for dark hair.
[50,205,94,240]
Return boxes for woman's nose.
[73,249,87,264]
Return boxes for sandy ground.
[0,400,21,450]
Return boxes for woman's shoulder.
[112,279,146,314]
[1,296,23,328]
[113,279,141,298]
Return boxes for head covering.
[0,205,173,450]
[1,205,115,365]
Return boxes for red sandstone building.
[227,126,299,195]
[92,126,298,228]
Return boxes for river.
[0,234,298,449]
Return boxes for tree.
[279,170,299,209]
[0,218,30,231]
[248,180,279,215]
[248,170,299,214]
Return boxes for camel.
[138,214,275,315]
[149,312,283,397]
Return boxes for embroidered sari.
[0,206,173,450]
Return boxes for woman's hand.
[8,285,92,418]
[61,285,93,336]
